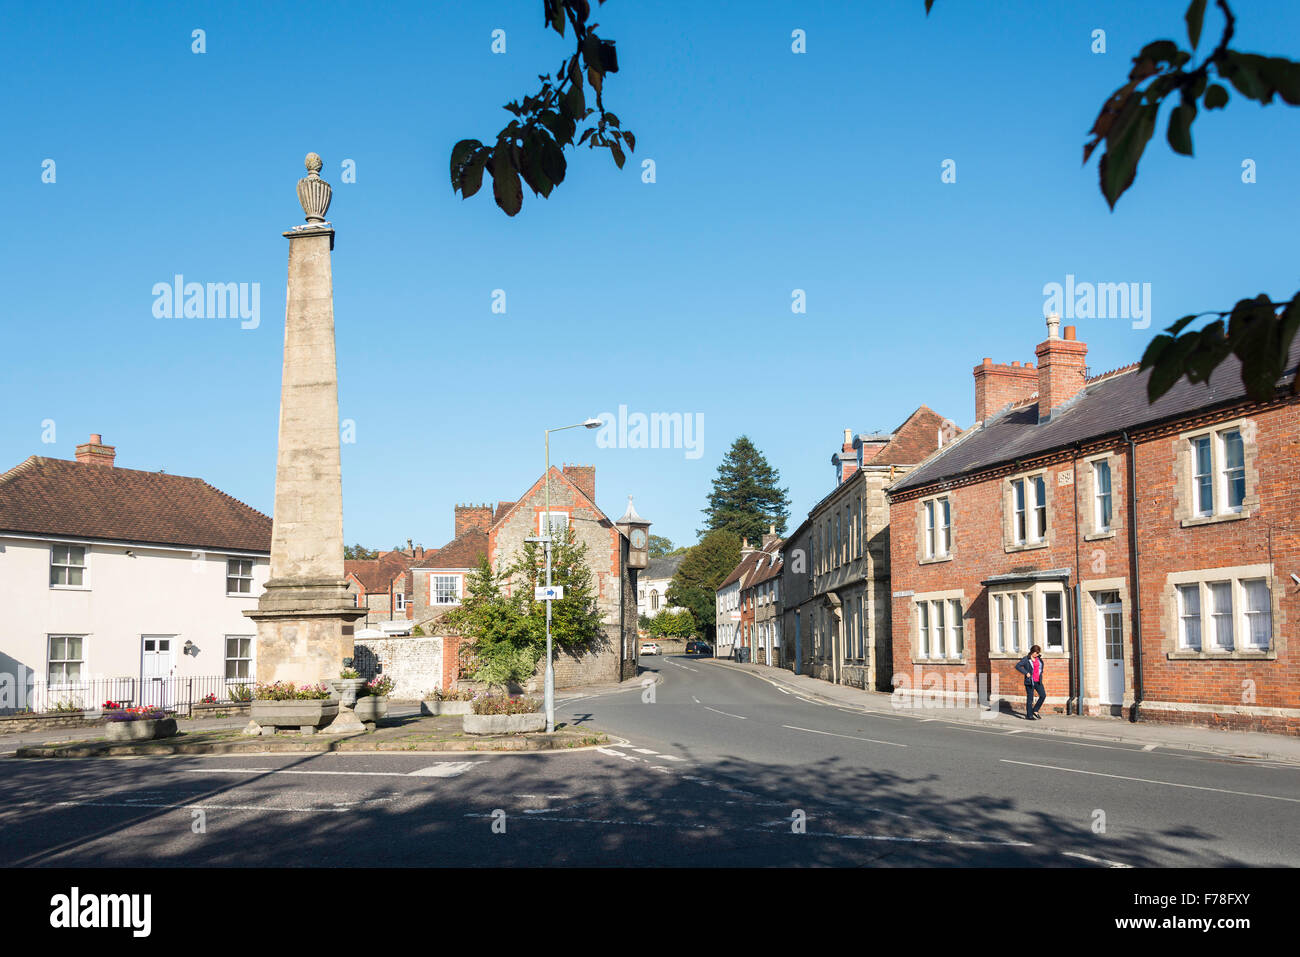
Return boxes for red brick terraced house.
[886,317,1300,734]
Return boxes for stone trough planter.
[105,717,178,742]
[249,700,339,735]
[420,699,473,716]
[463,712,546,735]
[353,695,388,729]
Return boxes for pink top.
[1032,658,1042,682]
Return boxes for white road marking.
[1003,729,1027,735]
[595,747,625,757]
[667,660,699,673]
[1142,744,1158,751]
[1061,851,1133,868]
[782,725,907,748]
[179,764,479,779]
[408,762,478,777]
[691,696,701,704]
[659,755,685,762]
[776,687,791,695]
[834,708,902,721]
[55,799,349,814]
[999,759,1300,803]
[702,706,747,720]
[631,748,659,755]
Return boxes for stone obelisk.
[245,153,364,684]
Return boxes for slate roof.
[0,455,271,552]
[645,553,686,581]
[891,338,1300,494]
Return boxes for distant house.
[0,434,271,711]
[638,552,686,620]
[345,547,423,629]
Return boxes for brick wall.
[888,398,1300,733]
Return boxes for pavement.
[703,658,1300,765]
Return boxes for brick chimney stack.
[74,433,116,467]
[761,524,780,548]
[973,358,1038,423]
[835,428,860,485]
[1035,317,1089,422]
[454,504,493,538]
[740,537,756,558]
[563,464,595,502]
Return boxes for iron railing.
[5,675,254,718]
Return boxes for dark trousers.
[1025,681,1046,717]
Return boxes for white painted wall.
[0,535,268,698]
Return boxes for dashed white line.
[702,706,747,720]
[782,725,907,748]
[1142,744,1158,752]
[1000,759,1300,803]
[631,748,659,755]
[1061,850,1133,868]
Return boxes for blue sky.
[4,1,1298,551]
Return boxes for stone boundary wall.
[354,636,447,699]
[0,712,106,735]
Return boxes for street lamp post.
[541,418,602,733]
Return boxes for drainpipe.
[1123,431,1144,723]
[1071,444,1082,715]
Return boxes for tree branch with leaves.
[450,0,635,216]
[928,0,1300,402]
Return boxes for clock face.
[631,528,647,549]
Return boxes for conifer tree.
[700,436,790,545]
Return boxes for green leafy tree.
[509,526,605,652]
[444,556,539,687]
[928,0,1300,402]
[700,436,790,545]
[344,544,378,560]
[451,0,633,216]
[647,534,676,558]
[667,529,741,637]
[637,612,652,631]
[649,609,694,639]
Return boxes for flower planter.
[420,700,473,716]
[462,712,546,735]
[354,695,388,726]
[327,679,367,707]
[105,718,178,742]
[250,699,339,734]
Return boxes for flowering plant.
[432,686,475,702]
[360,675,394,698]
[106,707,167,722]
[253,681,332,701]
[201,693,217,704]
[102,700,124,710]
[228,684,253,702]
[339,668,362,680]
[471,694,542,716]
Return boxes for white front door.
[1095,600,1124,706]
[141,636,175,709]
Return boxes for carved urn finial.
[297,152,332,224]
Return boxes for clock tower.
[616,496,651,570]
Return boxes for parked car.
[639,642,660,656]
[685,641,713,656]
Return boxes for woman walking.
[1015,645,1046,719]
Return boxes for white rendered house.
[0,435,270,712]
